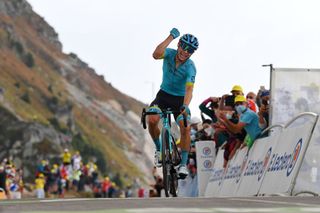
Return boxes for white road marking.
[228,198,318,207]
[127,208,212,213]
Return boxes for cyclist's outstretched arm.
[153,28,180,59]
[153,35,173,59]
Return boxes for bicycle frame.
[141,107,186,197]
[159,110,174,155]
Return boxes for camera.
[225,95,234,107]
[210,101,219,109]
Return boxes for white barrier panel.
[218,147,249,196]
[236,133,280,196]
[293,123,320,195]
[204,148,225,197]
[271,68,320,195]
[259,121,314,195]
[195,141,216,197]
[178,175,198,197]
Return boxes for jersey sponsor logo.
[191,76,195,83]
[266,138,302,177]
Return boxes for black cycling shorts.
[149,90,184,120]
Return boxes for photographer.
[199,97,219,123]
[219,85,243,111]
[258,90,270,130]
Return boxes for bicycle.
[141,107,187,197]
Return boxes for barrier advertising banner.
[195,141,216,197]
[236,133,280,196]
[204,148,225,197]
[218,147,248,196]
[258,121,314,195]
[271,68,320,195]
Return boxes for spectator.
[36,160,47,177]
[246,92,257,112]
[125,185,133,198]
[219,85,243,111]
[102,176,111,198]
[153,175,163,197]
[9,172,22,199]
[256,86,266,108]
[72,151,82,171]
[188,158,197,178]
[199,97,219,122]
[218,95,261,149]
[258,90,270,130]
[190,117,201,144]
[195,119,213,141]
[0,166,7,198]
[35,173,46,199]
[71,169,82,191]
[108,182,117,198]
[62,149,72,166]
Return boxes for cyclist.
[147,28,199,178]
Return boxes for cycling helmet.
[180,34,199,50]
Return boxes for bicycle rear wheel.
[161,128,171,197]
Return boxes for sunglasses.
[179,42,195,54]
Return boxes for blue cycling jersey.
[160,48,196,96]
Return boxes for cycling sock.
[153,138,160,151]
[180,150,189,166]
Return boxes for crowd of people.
[0,149,139,199]
[189,85,270,170]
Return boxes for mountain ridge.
[0,0,153,186]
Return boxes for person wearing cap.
[35,173,45,199]
[219,85,244,111]
[218,95,261,149]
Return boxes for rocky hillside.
[0,0,154,185]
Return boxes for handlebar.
[141,108,188,129]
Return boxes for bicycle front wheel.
[161,128,171,197]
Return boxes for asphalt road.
[1,196,320,213]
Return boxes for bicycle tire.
[169,161,178,197]
[161,128,171,197]
[170,140,181,197]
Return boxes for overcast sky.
[28,0,320,116]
